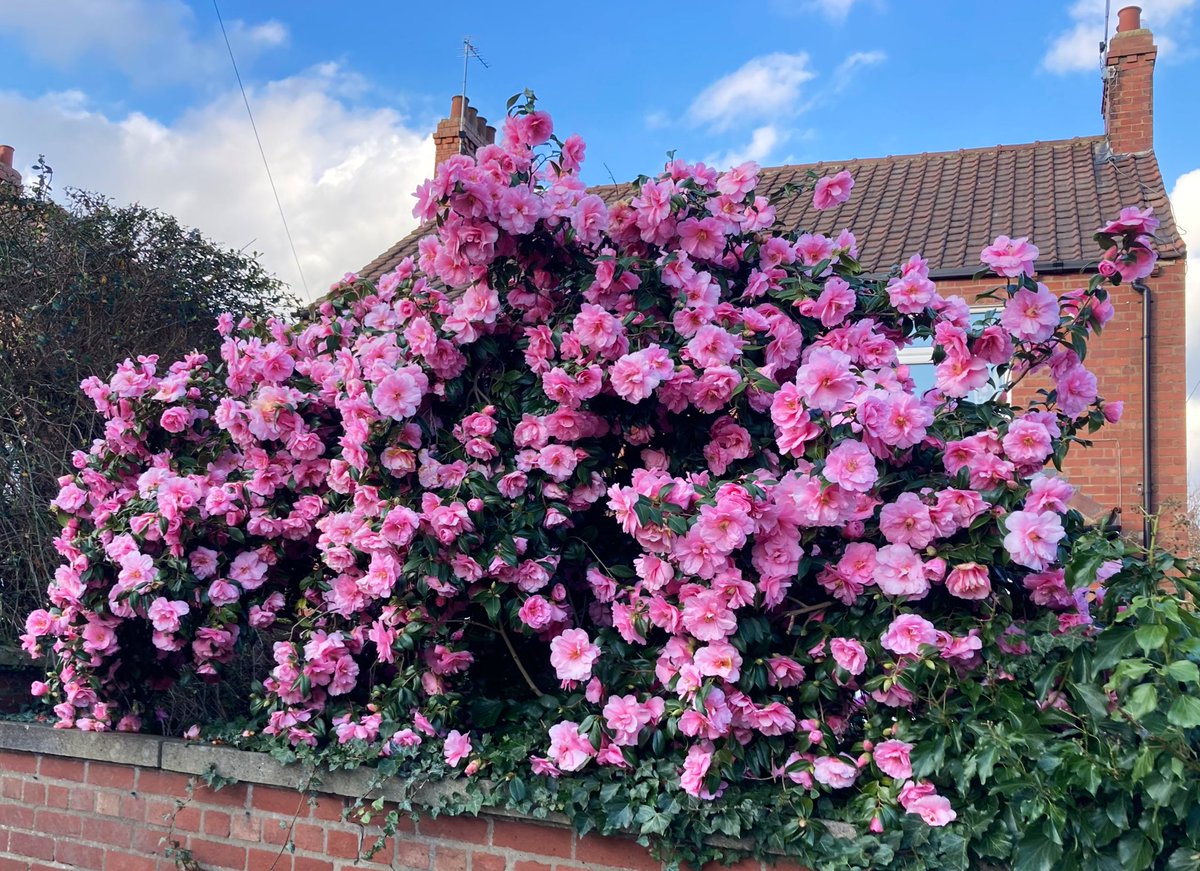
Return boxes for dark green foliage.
[0,161,294,645]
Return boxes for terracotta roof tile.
[359,137,1186,283]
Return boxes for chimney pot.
[432,96,492,177]
[1103,5,1156,152]
[1117,5,1142,32]
[0,145,13,168]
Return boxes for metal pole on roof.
[460,38,488,153]
[1101,0,1112,69]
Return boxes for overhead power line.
[212,0,310,297]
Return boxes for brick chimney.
[432,96,496,173]
[1103,5,1156,153]
[0,145,21,188]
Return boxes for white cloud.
[689,53,815,132]
[705,126,784,169]
[768,0,866,21]
[1043,0,1197,73]
[1171,168,1200,495]
[644,110,670,130]
[832,50,887,92]
[2,66,433,301]
[0,0,287,84]
[810,0,861,20]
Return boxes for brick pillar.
[432,96,496,175]
[1103,6,1156,154]
[0,145,21,188]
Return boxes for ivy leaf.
[1014,823,1064,871]
[1124,684,1159,720]
[1163,660,1200,684]
[1118,831,1156,871]
[1135,624,1169,654]
[1166,695,1200,729]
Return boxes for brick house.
[361,6,1189,544]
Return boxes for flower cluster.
[25,100,1154,835]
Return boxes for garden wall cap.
[0,721,856,847]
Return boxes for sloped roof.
[359,136,1185,283]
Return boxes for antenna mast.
[460,38,489,146]
[1100,0,1112,71]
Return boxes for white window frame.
[900,306,1006,403]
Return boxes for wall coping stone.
[0,720,579,828]
[0,719,163,767]
[0,719,857,843]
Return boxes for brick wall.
[0,729,810,871]
[935,257,1190,544]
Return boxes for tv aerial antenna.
[460,38,490,144]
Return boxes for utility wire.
[212,0,310,297]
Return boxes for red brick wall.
[0,748,807,871]
[935,258,1189,541]
[1103,19,1156,154]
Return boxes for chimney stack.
[1103,5,1156,153]
[0,145,21,188]
[432,96,496,174]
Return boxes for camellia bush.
[22,98,1199,869]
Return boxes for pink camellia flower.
[207,579,240,607]
[880,613,938,656]
[610,346,673,403]
[945,563,991,600]
[158,407,191,433]
[81,620,118,656]
[811,276,856,327]
[443,730,472,767]
[812,171,854,211]
[547,721,597,771]
[1001,284,1059,342]
[372,366,429,420]
[794,347,857,411]
[1104,242,1157,282]
[680,590,737,641]
[537,444,578,482]
[680,742,722,799]
[1100,205,1159,236]
[906,794,957,827]
[549,628,601,682]
[147,598,190,633]
[1002,510,1065,570]
[693,640,743,682]
[878,493,936,549]
[830,637,867,675]
[981,235,1040,278]
[874,544,930,599]
[1002,418,1054,465]
[872,739,914,779]
[50,480,88,513]
[1055,363,1098,418]
[823,440,877,493]
[812,756,859,789]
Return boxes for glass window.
[900,308,1000,403]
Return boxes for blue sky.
[1,0,1197,286]
[1,0,1198,486]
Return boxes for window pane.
[910,362,938,396]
